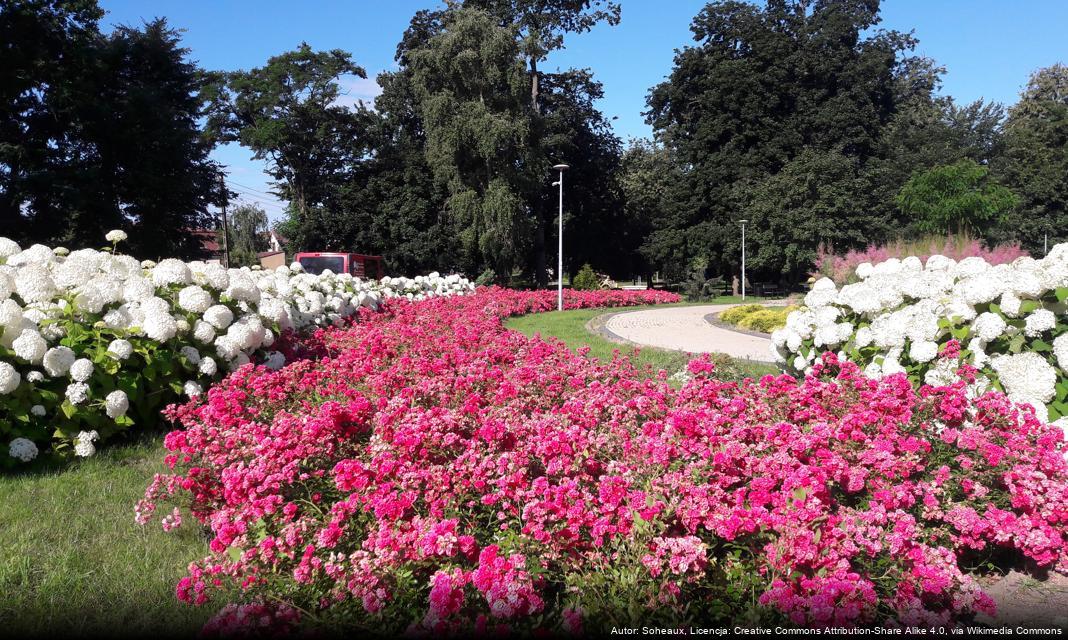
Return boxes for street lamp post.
[738,219,748,301]
[552,163,570,311]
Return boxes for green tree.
[205,44,375,250]
[224,202,269,267]
[994,64,1068,254]
[645,0,920,280]
[2,5,224,258]
[896,159,1018,236]
[744,150,882,280]
[406,8,533,281]
[622,139,687,282]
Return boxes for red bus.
[293,252,385,279]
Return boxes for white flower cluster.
[773,244,1068,422]
[1,234,475,463]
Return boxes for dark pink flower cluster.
[139,287,1068,635]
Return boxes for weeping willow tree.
[406,7,534,282]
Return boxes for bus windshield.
[298,256,345,275]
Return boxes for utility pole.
[220,174,231,268]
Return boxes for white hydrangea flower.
[1054,334,1068,371]
[30,404,46,416]
[8,437,38,462]
[105,229,128,243]
[999,291,1022,317]
[43,346,76,377]
[107,339,134,360]
[14,264,57,303]
[991,352,1057,404]
[73,430,99,457]
[263,351,286,370]
[151,259,193,287]
[0,361,20,394]
[198,356,218,377]
[177,285,213,313]
[65,382,90,405]
[26,370,44,383]
[909,340,939,364]
[203,305,234,330]
[0,237,21,259]
[13,329,47,364]
[183,380,203,397]
[193,319,216,344]
[972,312,1007,343]
[1024,309,1056,337]
[69,358,93,382]
[143,312,177,342]
[180,346,201,365]
[105,390,129,419]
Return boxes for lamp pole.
[739,219,748,301]
[553,163,570,311]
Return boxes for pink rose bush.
[139,287,1068,634]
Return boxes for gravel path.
[602,304,776,362]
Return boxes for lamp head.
[552,181,560,187]
[553,163,570,172]
[738,219,748,225]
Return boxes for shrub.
[719,304,763,325]
[0,233,474,465]
[813,235,1027,285]
[736,306,795,333]
[774,243,1068,421]
[572,264,602,291]
[141,290,1068,634]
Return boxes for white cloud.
[334,74,383,110]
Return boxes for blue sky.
[99,0,1068,219]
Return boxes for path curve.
[602,304,776,362]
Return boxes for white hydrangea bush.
[772,243,1068,422]
[0,233,474,465]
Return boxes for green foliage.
[572,264,602,290]
[897,159,1019,236]
[993,64,1068,254]
[405,8,532,281]
[645,0,920,281]
[205,43,375,250]
[1,6,224,258]
[223,203,269,267]
[0,283,238,466]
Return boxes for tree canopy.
[2,2,224,258]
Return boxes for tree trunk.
[534,215,547,288]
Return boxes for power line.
[226,179,277,199]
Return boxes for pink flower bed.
[138,288,1068,634]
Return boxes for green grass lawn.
[0,436,212,636]
[504,304,780,382]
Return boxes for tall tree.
[225,202,269,267]
[645,0,919,282]
[0,0,103,240]
[406,7,533,280]
[1,6,224,258]
[205,44,375,250]
[994,64,1068,254]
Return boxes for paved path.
[601,304,775,362]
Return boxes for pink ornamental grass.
[138,288,1068,635]
[814,235,1027,284]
